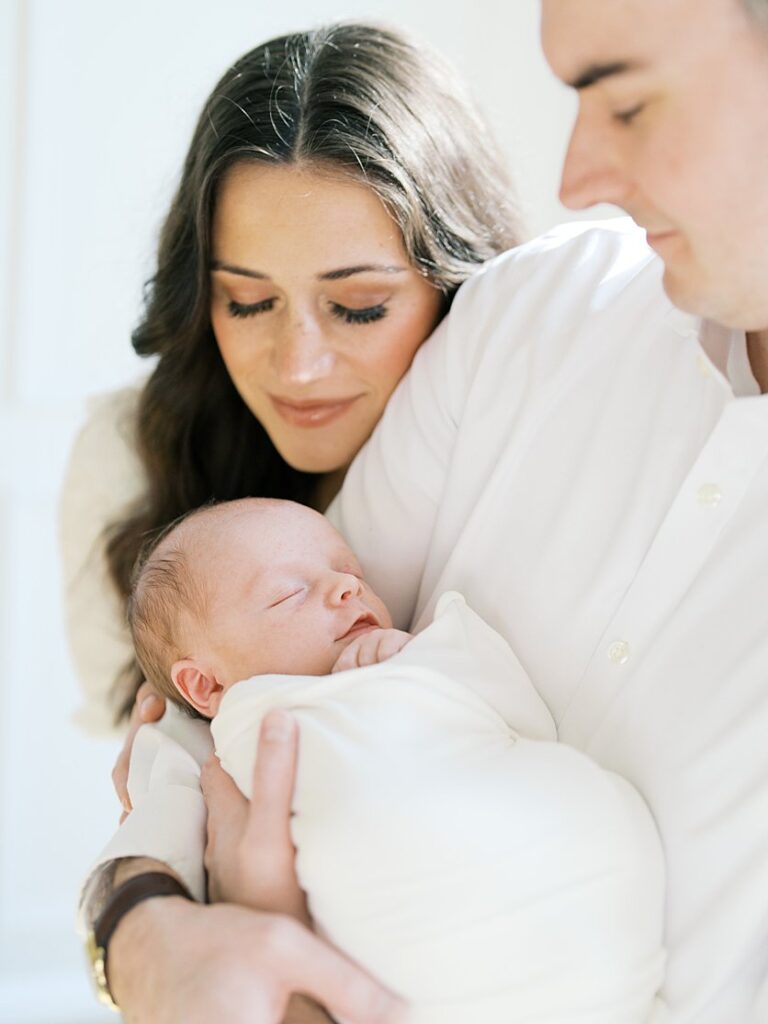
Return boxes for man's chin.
[660,262,712,321]
[663,264,767,332]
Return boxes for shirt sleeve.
[78,707,214,918]
[59,389,214,898]
[58,386,146,733]
[328,308,464,630]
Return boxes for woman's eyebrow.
[210,260,407,281]
[319,265,406,281]
[210,260,268,279]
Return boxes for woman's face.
[210,163,443,473]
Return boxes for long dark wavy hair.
[106,21,524,721]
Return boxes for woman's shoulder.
[67,383,145,486]
[60,381,148,568]
[59,383,148,733]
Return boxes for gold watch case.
[85,930,119,1011]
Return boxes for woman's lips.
[269,394,363,428]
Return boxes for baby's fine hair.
[127,507,211,713]
[127,497,293,713]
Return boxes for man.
[86,2,768,1021]
[544,0,768,368]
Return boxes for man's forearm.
[107,885,204,1019]
[80,856,187,928]
[88,860,334,1024]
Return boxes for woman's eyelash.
[228,298,275,318]
[330,302,388,325]
[226,298,388,324]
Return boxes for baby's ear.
[171,659,223,718]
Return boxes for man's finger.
[248,710,299,843]
[135,681,166,723]
[112,721,140,812]
[201,753,247,810]
[276,920,407,1024]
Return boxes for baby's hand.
[331,628,412,673]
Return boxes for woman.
[61,21,522,1022]
[62,20,521,729]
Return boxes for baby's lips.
[336,610,379,641]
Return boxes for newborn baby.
[130,498,665,1024]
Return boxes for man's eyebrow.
[567,61,641,91]
[210,260,406,281]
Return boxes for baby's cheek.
[377,601,394,630]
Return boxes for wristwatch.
[85,872,193,1010]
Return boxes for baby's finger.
[356,634,382,668]
[331,642,360,673]
[379,630,410,662]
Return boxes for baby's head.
[128,498,392,718]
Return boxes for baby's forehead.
[180,500,351,564]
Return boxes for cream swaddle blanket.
[212,592,665,1023]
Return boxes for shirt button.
[697,483,723,508]
[697,353,712,377]
[607,640,630,665]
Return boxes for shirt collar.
[667,308,761,398]
[700,319,761,398]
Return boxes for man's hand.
[201,709,307,922]
[108,895,406,1024]
[109,708,406,1023]
[331,628,412,674]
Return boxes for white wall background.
[0,1,602,1020]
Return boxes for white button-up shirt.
[332,218,768,1023]
[84,218,768,1023]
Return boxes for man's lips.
[268,393,363,428]
[336,612,379,642]
[644,228,678,250]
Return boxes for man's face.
[542,0,768,331]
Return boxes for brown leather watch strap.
[93,872,193,998]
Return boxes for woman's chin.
[277,444,352,476]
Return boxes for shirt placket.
[559,396,768,748]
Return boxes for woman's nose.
[271,313,336,385]
[327,572,362,605]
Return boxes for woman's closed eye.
[329,301,388,325]
[226,297,387,325]
[228,297,276,318]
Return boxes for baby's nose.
[329,572,361,604]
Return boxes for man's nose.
[271,314,335,385]
[559,109,630,211]
[327,572,362,605]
